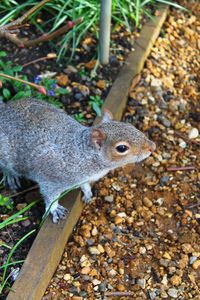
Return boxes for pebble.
[157,115,171,127]
[92,279,101,286]
[188,128,199,139]
[88,246,100,255]
[170,275,182,286]
[81,267,90,275]
[63,273,72,281]
[97,244,105,253]
[99,282,107,292]
[143,197,153,208]
[137,278,146,289]
[109,269,117,277]
[21,219,31,227]
[189,256,197,265]
[179,140,187,149]
[91,227,98,236]
[160,176,170,186]
[192,260,200,270]
[112,183,121,191]
[104,195,114,203]
[117,284,125,292]
[168,288,178,298]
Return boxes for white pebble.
[188,128,199,139]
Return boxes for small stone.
[96,80,106,89]
[170,275,182,286]
[143,197,153,208]
[179,140,187,149]
[114,216,123,224]
[192,260,200,270]
[119,268,124,275]
[117,284,125,292]
[88,246,100,255]
[117,212,127,218]
[112,183,121,191]
[56,74,69,87]
[168,288,178,298]
[104,195,114,203]
[189,256,197,265]
[92,279,101,286]
[97,244,105,253]
[137,278,146,289]
[161,274,168,285]
[16,203,27,210]
[188,128,199,139]
[21,219,31,227]
[109,269,117,277]
[81,267,91,275]
[151,77,162,87]
[160,176,170,186]
[64,65,78,74]
[163,252,171,260]
[182,243,194,253]
[63,274,72,281]
[99,282,107,292]
[91,227,98,236]
[157,115,171,127]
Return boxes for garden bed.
[0,4,169,300]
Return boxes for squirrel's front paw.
[82,190,93,204]
[81,183,93,204]
[51,204,68,223]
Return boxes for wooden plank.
[6,5,168,300]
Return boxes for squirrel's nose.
[144,140,156,153]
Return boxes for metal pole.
[99,0,112,65]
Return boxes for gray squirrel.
[0,99,156,223]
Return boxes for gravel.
[43,2,200,299]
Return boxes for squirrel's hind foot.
[51,204,68,223]
[3,173,21,191]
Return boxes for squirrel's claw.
[51,204,68,223]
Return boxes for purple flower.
[51,83,58,89]
[34,75,41,84]
[47,90,55,96]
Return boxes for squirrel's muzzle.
[143,139,156,153]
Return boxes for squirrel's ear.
[101,108,113,123]
[91,129,106,149]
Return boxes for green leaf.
[2,88,11,100]
[92,102,102,116]
[0,51,7,57]
[12,65,23,72]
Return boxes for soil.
[42,2,200,300]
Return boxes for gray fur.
[0,99,155,222]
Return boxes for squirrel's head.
[90,109,156,167]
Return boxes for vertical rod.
[99,0,112,65]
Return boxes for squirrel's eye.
[115,144,129,153]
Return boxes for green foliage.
[89,95,103,116]
[0,52,67,107]
[73,112,86,123]
[0,194,13,212]
[0,200,37,230]
[0,230,35,294]
[0,1,186,60]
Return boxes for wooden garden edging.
[7,5,168,300]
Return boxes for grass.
[0,230,35,294]
[0,199,38,294]
[0,0,186,60]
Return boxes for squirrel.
[0,99,156,223]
